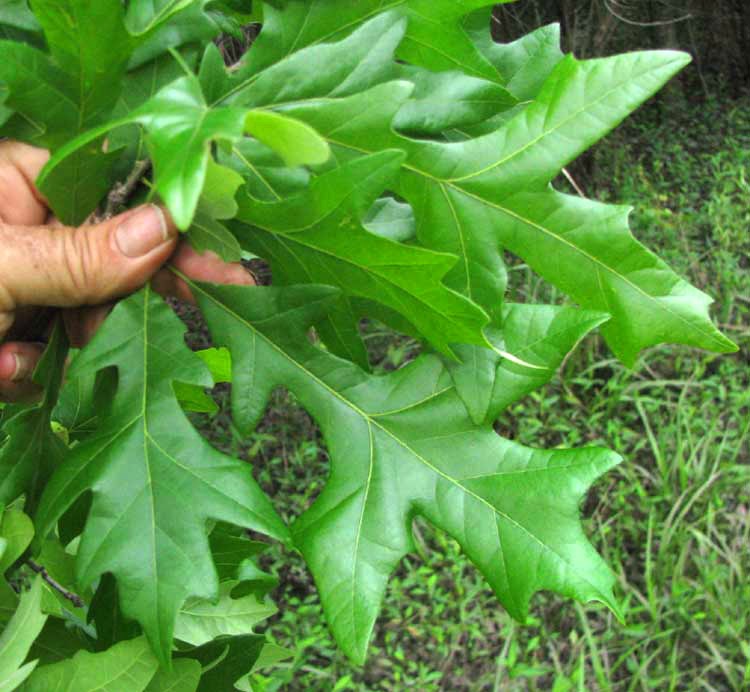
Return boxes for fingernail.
[115,205,170,258]
[11,353,34,382]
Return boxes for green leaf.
[187,151,244,270]
[198,158,244,221]
[34,537,84,618]
[231,151,490,356]
[0,507,6,562]
[53,366,115,443]
[391,1,512,81]
[0,41,79,146]
[487,305,609,418]
[241,1,506,85]
[198,43,231,106]
[29,0,132,127]
[393,64,517,135]
[174,581,276,647]
[126,0,198,35]
[465,16,565,100]
[313,295,370,371]
[0,2,40,32]
[187,158,245,263]
[27,618,90,666]
[447,306,610,425]
[219,139,310,203]
[87,574,141,653]
[34,286,289,666]
[4,0,134,221]
[173,381,219,415]
[193,282,622,663]
[38,75,328,230]
[245,111,330,168]
[108,46,201,184]
[144,659,201,692]
[19,636,158,692]
[362,197,416,244]
[176,635,266,692]
[208,525,277,595]
[0,88,11,129]
[187,212,243,263]
[195,348,232,384]
[0,322,68,508]
[287,51,736,363]
[174,347,231,416]
[128,3,220,69]
[220,11,406,107]
[38,75,247,229]
[0,510,34,575]
[40,147,122,225]
[132,76,248,229]
[0,577,46,692]
[234,642,294,691]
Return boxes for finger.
[0,141,49,226]
[152,242,255,304]
[0,341,45,386]
[0,378,43,404]
[63,305,113,348]
[0,204,178,313]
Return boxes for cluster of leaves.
[0,0,735,688]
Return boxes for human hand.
[0,141,253,401]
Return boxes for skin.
[0,140,254,402]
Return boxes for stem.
[26,560,85,609]
[562,166,586,197]
[103,159,152,219]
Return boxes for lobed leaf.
[447,306,610,425]
[0,323,68,509]
[0,577,46,692]
[37,73,332,230]
[34,287,288,666]
[144,660,201,692]
[393,64,517,136]
[20,636,159,692]
[286,50,736,363]
[465,16,565,101]
[221,10,407,108]
[193,281,621,663]
[175,635,266,692]
[0,2,39,33]
[237,0,511,85]
[0,0,737,673]
[29,0,132,128]
[231,151,490,357]
[0,509,34,576]
[174,581,276,647]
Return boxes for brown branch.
[103,158,152,220]
[26,559,85,609]
[603,0,692,27]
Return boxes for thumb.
[0,205,178,310]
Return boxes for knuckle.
[58,227,105,305]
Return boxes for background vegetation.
[190,3,750,689]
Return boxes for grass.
[192,94,750,690]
